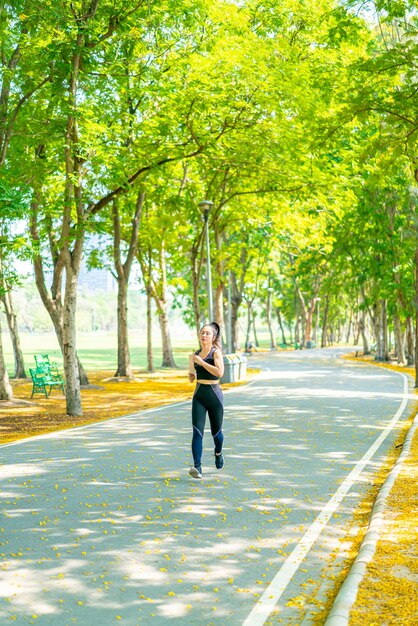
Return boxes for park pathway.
[0,348,413,626]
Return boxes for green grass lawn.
[2,331,197,374]
[2,328,275,375]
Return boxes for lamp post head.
[199,200,214,221]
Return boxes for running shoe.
[189,466,202,479]
[214,451,224,470]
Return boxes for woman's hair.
[200,321,222,351]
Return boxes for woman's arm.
[188,354,196,382]
[213,349,225,377]
[193,349,224,378]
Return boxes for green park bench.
[34,353,60,376]
[30,354,66,398]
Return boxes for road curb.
[324,391,418,626]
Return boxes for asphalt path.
[0,348,413,626]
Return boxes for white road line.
[242,372,410,626]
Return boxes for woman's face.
[200,326,215,346]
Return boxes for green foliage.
[0,182,29,219]
[1,0,418,352]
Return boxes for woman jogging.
[188,322,225,479]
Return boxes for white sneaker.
[189,466,202,479]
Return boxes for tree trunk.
[276,307,287,345]
[369,301,382,360]
[113,192,144,378]
[252,309,259,347]
[288,318,294,343]
[62,267,82,416]
[321,296,330,348]
[33,282,89,385]
[31,197,89,386]
[61,29,85,416]
[295,315,301,345]
[76,356,89,386]
[230,301,240,352]
[266,292,276,350]
[138,242,175,368]
[115,277,132,377]
[230,272,242,352]
[295,283,319,346]
[146,283,154,373]
[245,301,252,350]
[382,299,389,361]
[345,315,352,344]
[155,244,176,368]
[336,323,342,344]
[146,251,154,373]
[215,283,224,329]
[304,310,314,344]
[301,317,306,347]
[393,314,405,364]
[353,315,360,345]
[158,307,176,368]
[405,316,414,365]
[228,247,250,353]
[0,317,13,400]
[359,308,370,355]
[2,289,26,378]
[139,251,155,372]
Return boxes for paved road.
[0,348,413,625]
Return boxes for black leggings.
[191,383,224,468]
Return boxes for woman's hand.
[188,372,196,383]
[193,354,204,366]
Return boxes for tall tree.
[112,190,145,378]
[0,184,28,379]
[0,315,13,401]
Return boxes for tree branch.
[124,189,145,276]
[113,199,124,281]
[0,74,51,166]
[88,146,205,215]
[86,1,147,48]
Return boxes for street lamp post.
[227,269,233,353]
[199,200,214,321]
